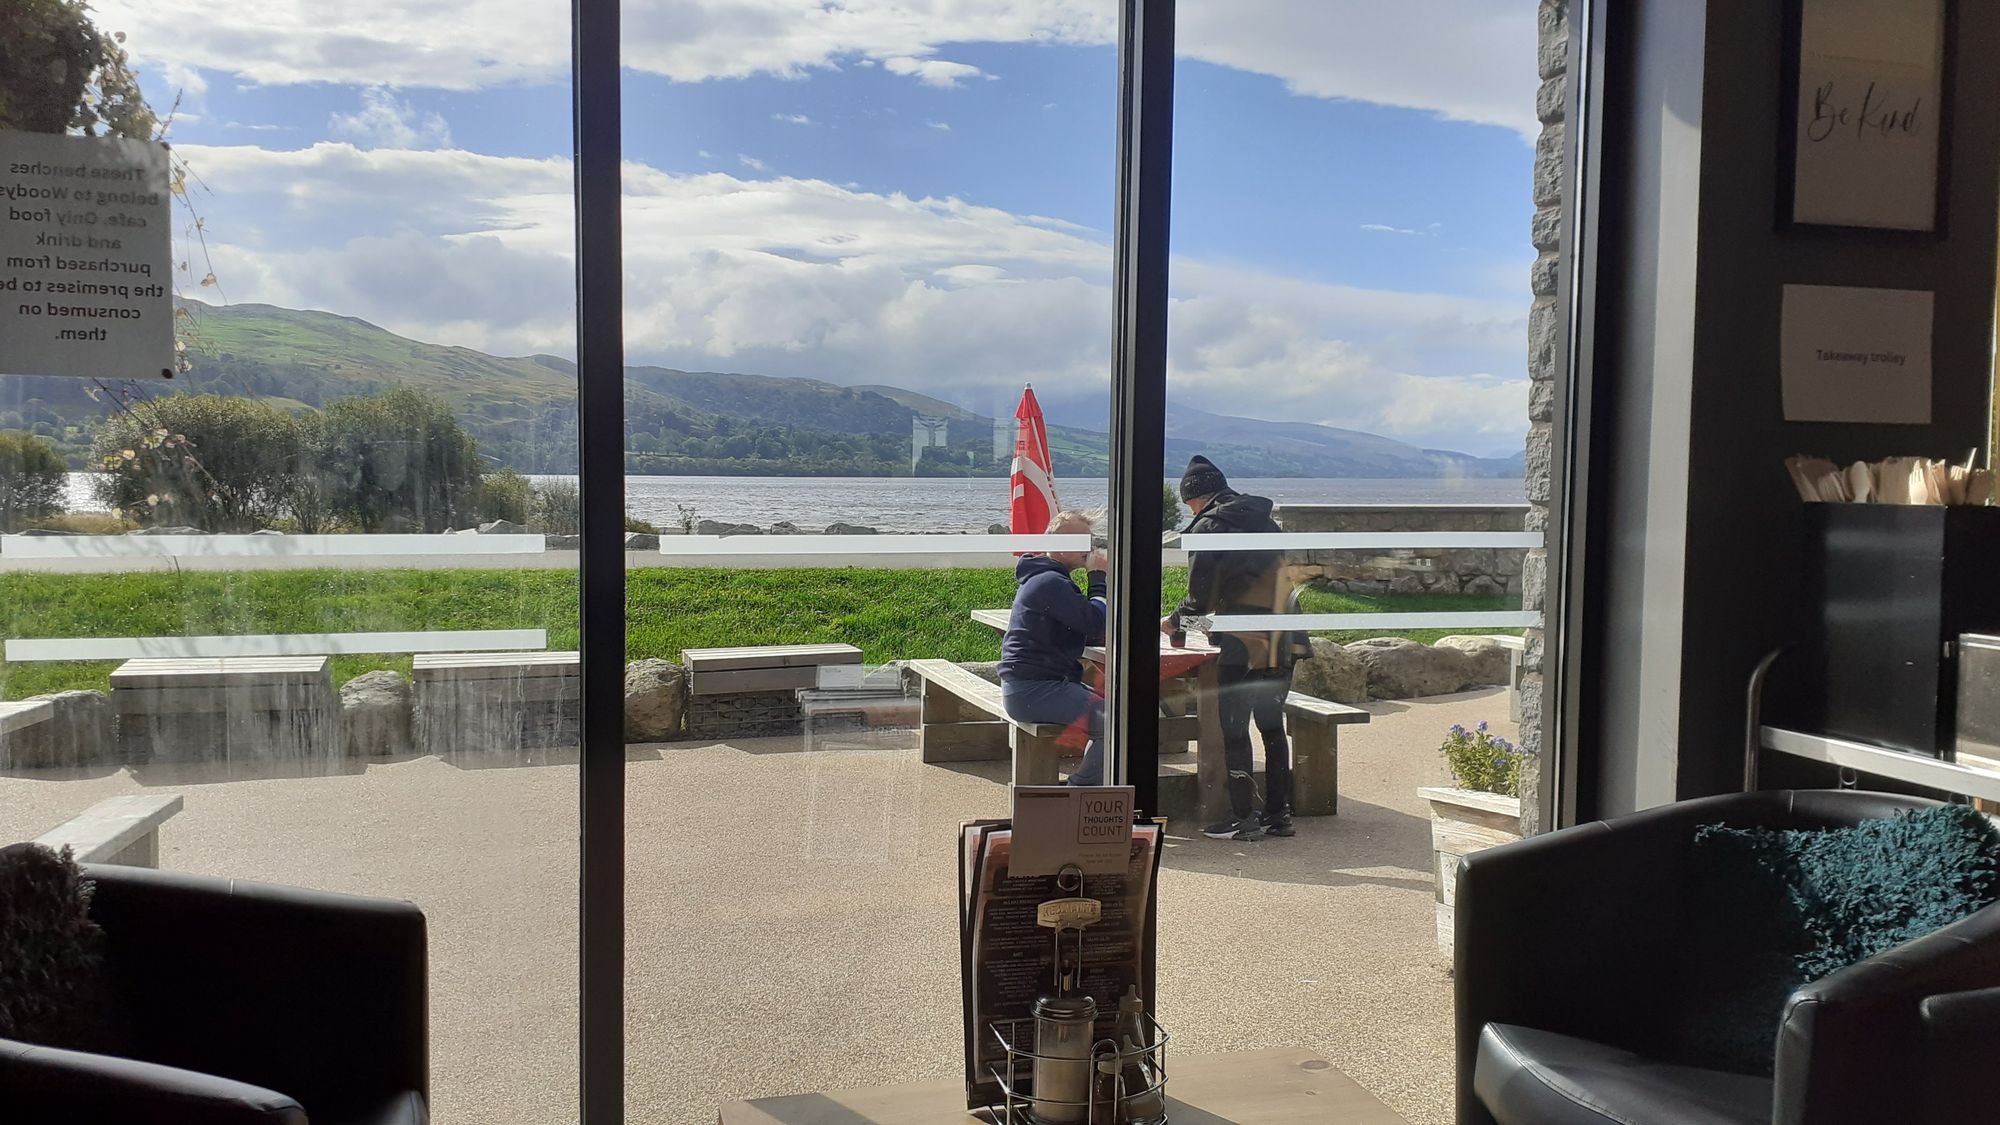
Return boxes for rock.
[624,532,659,550]
[768,521,804,535]
[545,534,580,550]
[5,691,114,769]
[624,659,686,743]
[1461,575,1504,596]
[478,519,529,535]
[825,523,878,535]
[1290,638,1369,705]
[987,523,1011,535]
[1345,637,1477,700]
[1433,636,1513,686]
[1388,574,1427,594]
[252,529,284,536]
[340,671,413,758]
[127,526,205,536]
[697,520,762,536]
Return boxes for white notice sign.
[1009,785,1134,876]
[1,129,173,379]
[1791,0,1946,231]
[1779,284,1933,424]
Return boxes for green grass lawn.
[0,567,1522,699]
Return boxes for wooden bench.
[112,657,336,767]
[908,659,1071,785]
[413,651,579,758]
[1283,691,1371,816]
[684,644,864,739]
[35,794,184,868]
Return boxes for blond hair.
[1046,510,1094,534]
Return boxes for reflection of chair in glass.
[1456,790,2000,1125]
[1,864,427,1125]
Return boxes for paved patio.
[0,687,1516,1125]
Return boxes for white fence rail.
[4,629,548,663]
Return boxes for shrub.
[1440,721,1521,797]
[0,431,67,532]
[318,389,483,533]
[25,512,136,535]
[481,468,533,526]
[92,395,297,531]
[1161,483,1182,532]
[530,479,581,535]
[625,513,660,534]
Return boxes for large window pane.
[615,12,1119,1118]
[1157,6,1539,1124]
[0,3,579,1120]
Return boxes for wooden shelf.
[1759,726,2000,803]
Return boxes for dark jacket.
[998,554,1107,684]
[1172,489,1304,670]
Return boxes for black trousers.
[1217,663,1292,819]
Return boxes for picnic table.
[971,609,1226,811]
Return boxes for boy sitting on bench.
[998,510,1110,786]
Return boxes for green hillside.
[0,300,1522,480]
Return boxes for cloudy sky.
[102,0,1537,456]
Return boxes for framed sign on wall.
[1780,0,1953,234]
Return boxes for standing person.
[1165,456,1309,840]
[999,511,1112,786]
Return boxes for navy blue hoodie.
[997,554,1108,683]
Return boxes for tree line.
[0,389,547,534]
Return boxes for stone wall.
[1275,504,1529,597]
[1516,0,1569,837]
[686,690,806,741]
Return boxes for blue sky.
[101,0,1538,456]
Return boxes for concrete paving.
[0,688,1517,1125]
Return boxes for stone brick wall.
[1517,0,1569,836]
[687,690,806,740]
[1274,504,1529,597]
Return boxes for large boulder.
[340,671,413,758]
[698,520,762,536]
[624,659,686,743]
[1345,637,1477,700]
[5,690,114,769]
[478,520,528,535]
[1291,638,1369,705]
[624,532,659,550]
[768,521,804,535]
[987,523,1011,535]
[1433,635,1514,686]
[825,522,877,535]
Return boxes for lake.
[65,474,1525,533]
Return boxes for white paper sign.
[1009,785,1134,876]
[1780,284,1933,424]
[1791,0,1946,230]
[1,129,174,379]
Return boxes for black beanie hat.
[1179,455,1228,502]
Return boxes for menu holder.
[958,816,1163,1112]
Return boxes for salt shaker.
[1031,992,1098,1124]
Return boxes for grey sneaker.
[1202,814,1265,841]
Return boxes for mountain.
[0,300,1522,480]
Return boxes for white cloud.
[927,121,952,131]
[102,1,1538,136]
[1359,222,1443,237]
[773,113,812,125]
[328,87,453,149]
[173,143,1527,450]
[738,153,769,171]
[882,56,989,88]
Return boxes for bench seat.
[111,657,336,768]
[684,644,865,740]
[413,651,579,759]
[908,659,1071,785]
[1284,691,1370,816]
[35,794,184,867]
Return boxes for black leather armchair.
[0,863,427,1125]
[1457,789,2000,1125]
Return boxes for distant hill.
[0,300,1522,480]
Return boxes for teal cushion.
[1677,805,2000,1074]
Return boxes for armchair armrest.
[0,1036,306,1125]
[1773,903,2000,1125]
[83,864,427,1115]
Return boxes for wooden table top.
[718,1048,1409,1125]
